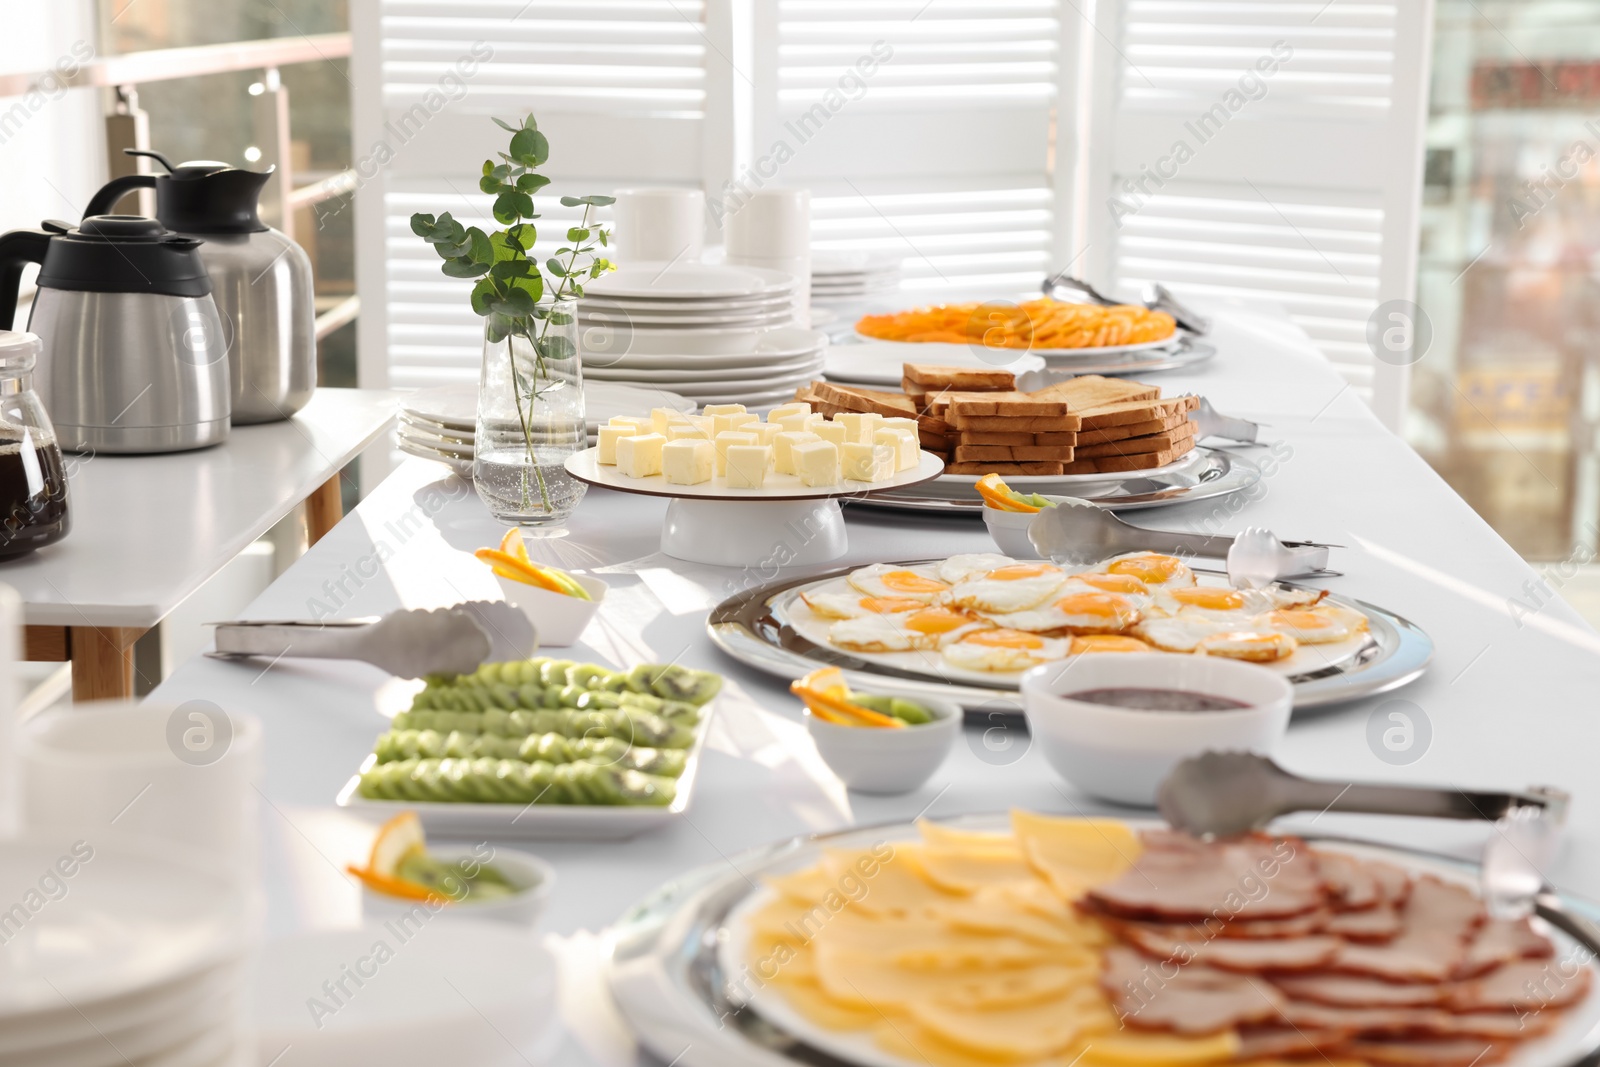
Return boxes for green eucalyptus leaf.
[409,212,437,237]
[581,195,616,207]
[478,176,503,195]
[559,196,583,208]
[510,128,549,167]
[568,281,585,297]
[486,312,513,343]
[546,257,567,278]
[441,255,490,279]
[470,278,496,316]
[537,335,577,362]
[511,274,544,306]
[521,114,539,131]
[597,230,609,247]
[492,192,522,225]
[492,117,519,133]
[548,309,575,326]
[516,173,551,194]
[465,227,493,264]
[567,227,590,242]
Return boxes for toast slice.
[902,363,1017,392]
[947,461,1066,475]
[1072,422,1196,459]
[1026,375,1160,409]
[1061,437,1196,473]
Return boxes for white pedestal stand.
[661,498,847,567]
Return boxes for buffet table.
[10,388,398,700]
[147,307,1600,1065]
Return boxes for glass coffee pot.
[0,332,69,558]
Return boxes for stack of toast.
[795,364,1200,476]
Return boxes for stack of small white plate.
[0,837,253,1067]
[398,382,696,476]
[575,262,825,408]
[810,250,901,303]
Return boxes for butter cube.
[597,424,638,465]
[812,420,848,448]
[667,422,710,441]
[725,445,771,489]
[835,412,883,445]
[702,403,746,417]
[882,416,920,438]
[767,402,811,424]
[714,431,757,476]
[649,407,679,435]
[662,439,713,485]
[775,413,811,436]
[616,432,666,478]
[803,413,829,434]
[842,441,895,483]
[752,422,784,449]
[774,431,820,474]
[609,415,653,434]
[876,427,919,472]
[794,440,840,487]
[713,412,760,437]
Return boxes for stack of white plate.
[398,382,696,475]
[0,837,252,1067]
[810,251,901,303]
[575,262,826,408]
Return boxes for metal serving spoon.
[1027,499,1332,576]
[1157,752,1569,839]
[208,601,536,678]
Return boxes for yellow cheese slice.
[815,943,1096,1011]
[745,932,816,984]
[1010,810,1142,900]
[821,846,963,915]
[905,988,1118,1060]
[767,975,883,1031]
[763,865,836,904]
[1070,1029,1240,1065]
[917,819,1022,855]
[811,910,1056,970]
[918,844,1036,893]
[875,1020,1035,1067]
[930,895,1103,955]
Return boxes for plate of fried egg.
[707,553,1433,713]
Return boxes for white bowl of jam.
[1021,653,1292,806]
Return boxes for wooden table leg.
[306,473,344,546]
[68,626,145,702]
[24,625,69,662]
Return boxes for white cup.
[1021,653,1293,806]
[725,190,811,325]
[19,702,263,882]
[612,187,706,264]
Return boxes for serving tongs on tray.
[1040,272,1212,336]
[1159,753,1600,955]
[1027,499,1335,580]
[207,601,536,678]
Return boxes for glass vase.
[472,299,588,527]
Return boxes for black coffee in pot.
[0,436,69,558]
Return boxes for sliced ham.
[1111,920,1341,973]
[1100,945,1285,1034]
[1318,850,1384,910]
[1281,1001,1551,1040]
[1086,833,1325,923]
[1322,903,1404,942]
[1331,877,1484,982]
[1210,910,1330,940]
[1339,1036,1503,1065]
[1272,973,1451,1008]
[1450,958,1592,1012]
[1235,1025,1352,1060]
[1454,916,1556,979]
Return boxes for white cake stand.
[565,449,945,566]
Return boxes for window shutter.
[1074,0,1435,428]
[746,1,1068,297]
[351,0,735,389]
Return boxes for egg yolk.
[1054,593,1128,618]
[905,609,973,634]
[1107,555,1185,583]
[1071,635,1149,653]
[859,596,927,614]
[984,564,1061,581]
[1171,587,1245,610]
[1076,573,1147,594]
[882,571,949,594]
[966,629,1045,649]
[1265,610,1333,630]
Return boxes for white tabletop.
[6,388,399,628]
[146,309,1600,1066]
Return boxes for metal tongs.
[207,601,536,678]
[1026,499,1333,580]
[1041,271,1212,335]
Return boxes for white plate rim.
[853,330,1183,358]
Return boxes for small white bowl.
[1022,653,1292,806]
[360,845,555,927]
[496,572,607,646]
[983,505,1046,558]
[805,696,961,794]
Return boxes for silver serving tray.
[604,815,1600,1067]
[848,446,1263,516]
[707,563,1432,716]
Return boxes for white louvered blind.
[351,0,733,389]
[1079,0,1433,428]
[750,0,1065,296]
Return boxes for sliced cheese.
[1011,810,1141,900]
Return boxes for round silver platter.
[847,446,1262,517]
[604,815,1600,1067]
[706,562,1433,717]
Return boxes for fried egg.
[942,629,1071,672]
[1196,630,1298,662]
[1099,552,1195,588]
[1135,616,1237,653]
[944,563,1068,614]
[799,591,926,620]
[1262,584,1329,610]
[1068,634,1151,654]
[1149,584,1274,622]
[846,564,950,603]
[829,607,986,652]
[935,553,1016,584]
[1072,572,1150,596]
[1257,608,1363,645]
[985,591,1141,635]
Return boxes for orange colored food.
[858,298,1176,350]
